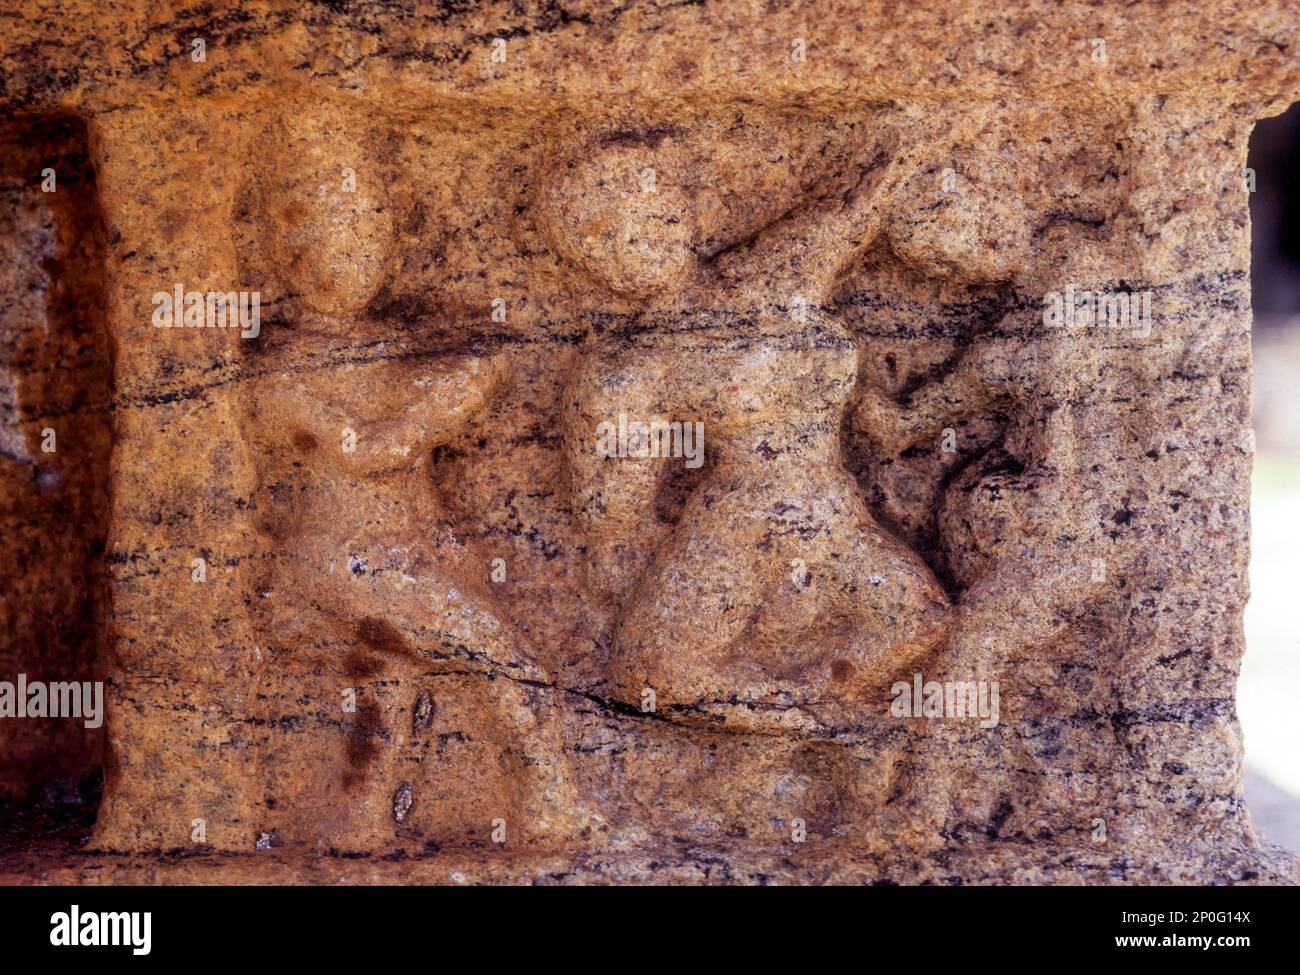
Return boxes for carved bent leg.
[274,479,593,848]
[937,407,1108,666]
[609,459,952,734]
[607,480,780,718]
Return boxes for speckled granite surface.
[1,1,1298,884]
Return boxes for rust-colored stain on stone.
[0,0,1297,884]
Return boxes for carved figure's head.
[885,155,1034,285]
[256,111,395,318]
[536,132,696,299]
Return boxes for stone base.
[3,837,1295,886]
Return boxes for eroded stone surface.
[1,1,1298,884]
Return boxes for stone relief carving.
[1,0,1294,888]
[181,104,1141,851]
[235,115,594,849]
[543,131,953,734]
[93,100,1200,860]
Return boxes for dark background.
[1242,101,1300,855]
[1252,103,1300,326]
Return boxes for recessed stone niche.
[0,1,1297,885]
[0,115,110,832]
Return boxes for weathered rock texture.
[1,1,1298,884]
